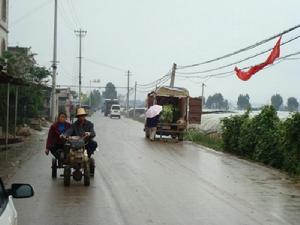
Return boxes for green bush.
[221,112,249,154]
[176,104,300,176]
[238,116,256,158]
[281,113,300,174]
[251,106,283,168]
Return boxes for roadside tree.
[237,94,251,110]
[287,97,299,112]
[271,94,283,111]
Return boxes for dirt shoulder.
[0,128,48,184]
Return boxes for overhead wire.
[10,0,52,27]
[137,74,170,90]
[156,76,171,88]
[83,57,127,73]
[177,24,300,69]
[137,75,171,93]
[176,34,300,75]
[66,0,81,28]
[176,50,300,81]
[60,0,77,28]
[137,70,171,87]
[59,64,75,79]
[282,57,300,61]
[57,1,76,32]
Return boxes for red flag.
[235,37,281,81]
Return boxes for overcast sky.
[8,0,300,105]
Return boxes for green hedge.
[221,106,300,175]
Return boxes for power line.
[282,57,300,61]
[137,76,171,93]
[59,64,74,79]
[66,0,81,28]
[59,0,78,29]
[10,0,52,27]
[177,34,300,75]
[279,51,300,60]
[137,70,171,87]
[156,76,171,89]
[137,75,170,91]
[176,50,300,80]
[83,57,127,72]
[57,85,132,89]
[57,1,76,32]
[177,24,300,69]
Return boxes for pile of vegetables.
[160,104,179,123]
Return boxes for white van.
[110,104,121,119]
[0,178,34,225]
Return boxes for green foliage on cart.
[160,104,179,123]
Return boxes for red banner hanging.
[235,37,281,81]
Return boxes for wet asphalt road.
[12,112,300,225]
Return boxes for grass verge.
[184,131,223,151]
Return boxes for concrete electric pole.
[133,81,137,118]
[126,70,130,115]
[51,0,58,121]
[170,63,177,88]
[201,83,206,108]
[89,79,101,108]
[75,29,87,106]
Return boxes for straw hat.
[76,107,88,117]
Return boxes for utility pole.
[126,70,130,115]
[89,80,92,107]
[201,83,205,108]
[51,0,58,121]
[75,29,87,106]
[170,63,177,88]
[133,81,137,118]
[89,79,101,108]
[14,86,18,138]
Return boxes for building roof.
[0,72,51,92]
[149,86,190,97]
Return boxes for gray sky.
[9,0,300,105]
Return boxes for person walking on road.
[146,115,160,141]
[45,112,71,158]
[64,108,98,158]
[145,105,162,141]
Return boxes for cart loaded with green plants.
[146,86,202,141]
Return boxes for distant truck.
[104,99,119,116]
[145,86,202,141]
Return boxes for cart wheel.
[51,158,57,178]
[89,158,95,177]
[178,134,184,142]
[84,166,90,186]
[64,167,71,186]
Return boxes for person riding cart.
[64,108,98,158]
[45,112,71,159]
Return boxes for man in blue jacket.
[64,108,98,158]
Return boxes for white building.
[0,0,8,55]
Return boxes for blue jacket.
[64,120,96,138]
[146,115,160,128]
